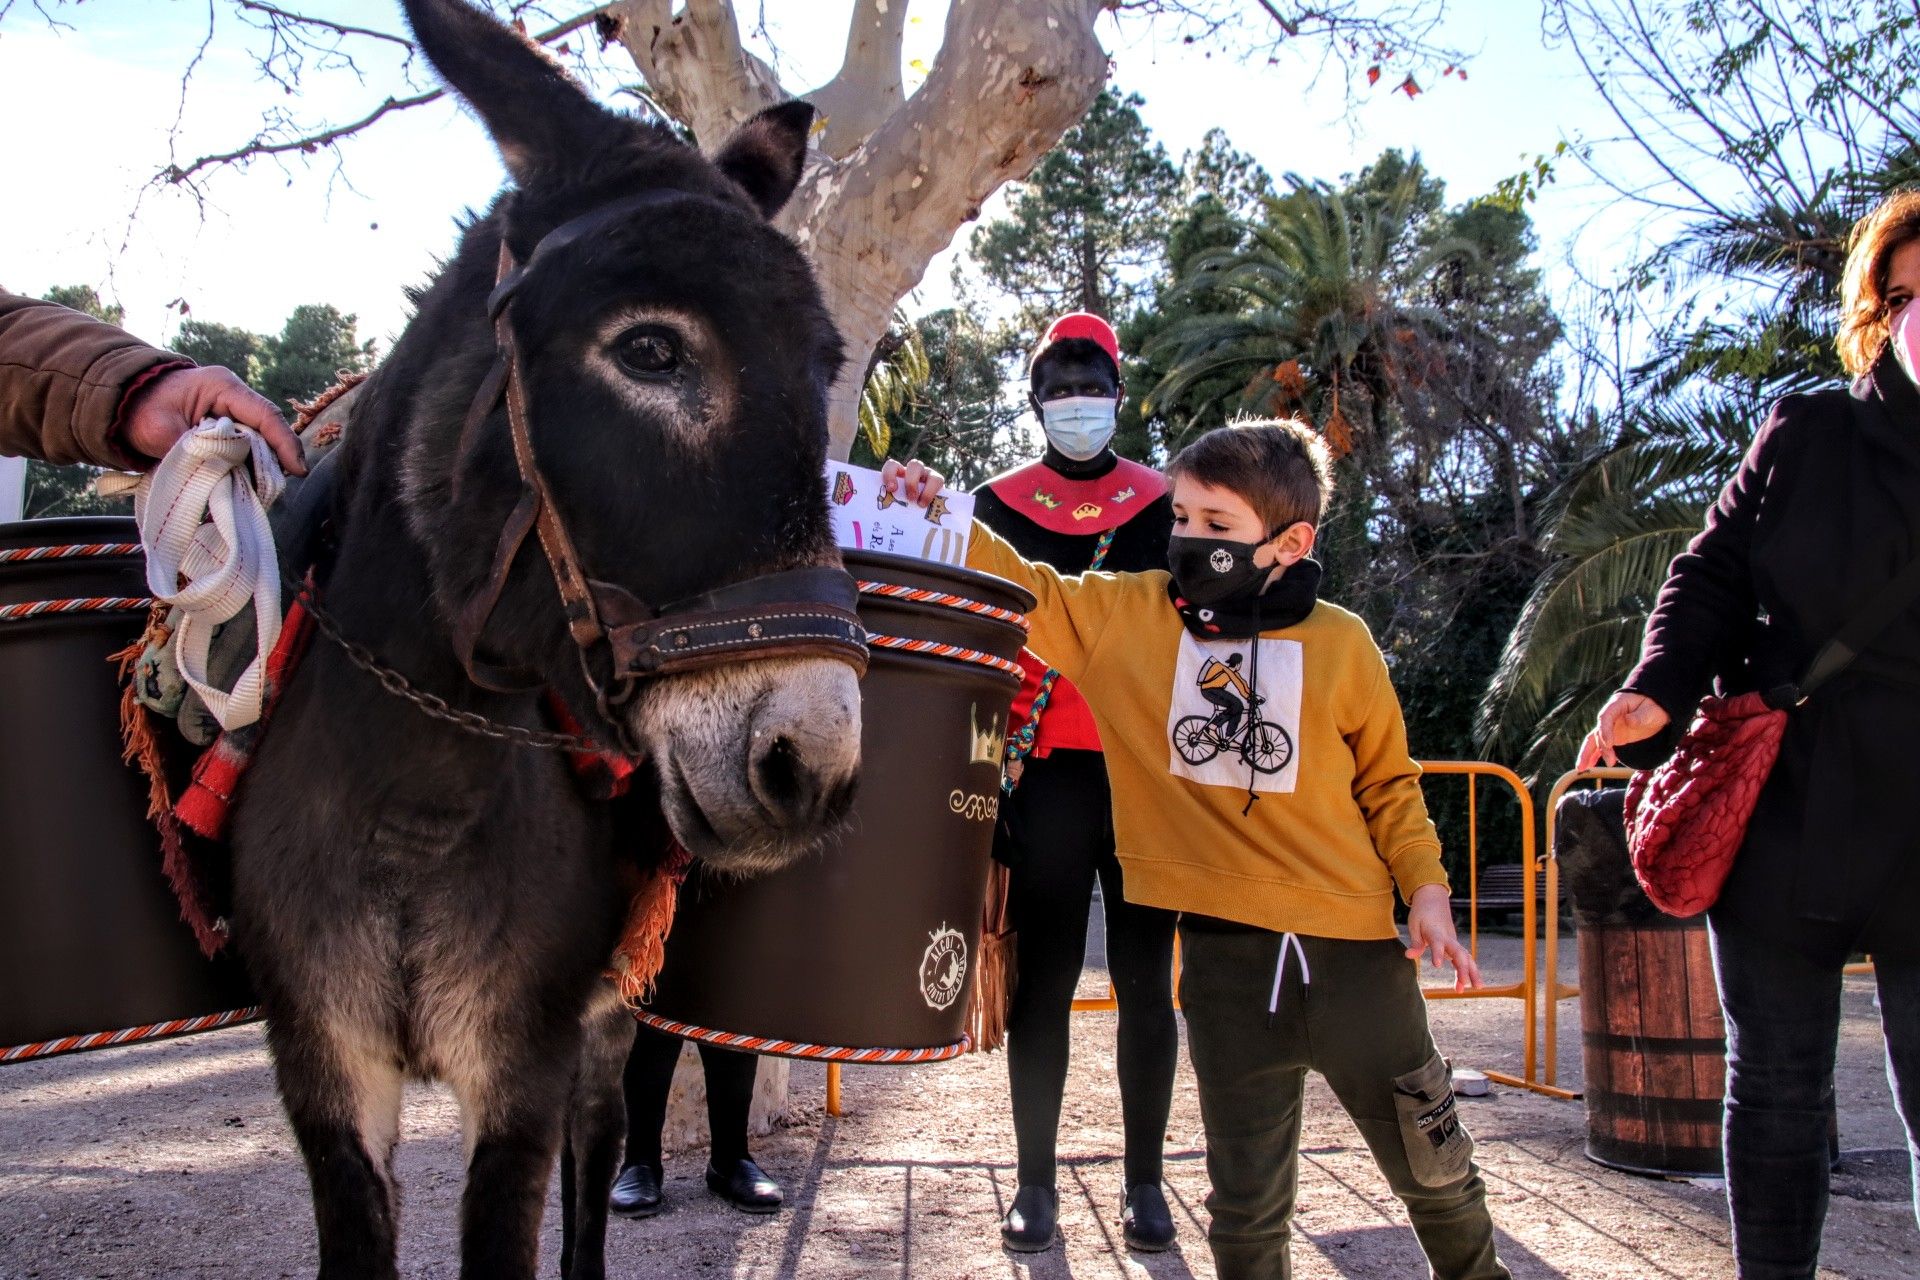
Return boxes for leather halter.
[448,192,868,735]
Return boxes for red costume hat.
[1029,311,1121,376]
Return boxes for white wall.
[0,456,24,524]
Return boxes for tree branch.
[156,9,606,190]
[805,0,910,160]
[0,0,71,27]
[235,1,414,51]
[608,0,785,145]
[1112,0,1464,89]
[163,88,444,188]
[786,0,1114,453]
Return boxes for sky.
[0,0,1660,353]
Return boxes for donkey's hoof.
[610,1163,664,1218]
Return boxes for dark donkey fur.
[227,2,861,1276]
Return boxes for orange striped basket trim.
[633,1013,970,1063]
[1,1006,263,1064]
[855,580,1030,633]
[0,542,142,563]
[0,596,155,623]
[864,633,1022,679]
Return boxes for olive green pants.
[1178,919,1509,1280]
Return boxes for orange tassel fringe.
[608,844,692,1006]
[290,371,369,435]
[966,860,1016,1053]
[111,607,227,958]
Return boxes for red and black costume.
[977,444,1179,1196]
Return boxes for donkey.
[225,2,863,1276]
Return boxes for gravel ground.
[3,922,1915,1279]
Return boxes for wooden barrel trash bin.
[0,516,258,1064]
[639,549,1032,1061]
[1556,786,1725,1177]
[1578,917,1726,1177]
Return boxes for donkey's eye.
[612,325,682,380]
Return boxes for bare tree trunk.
[616,0,1113,458]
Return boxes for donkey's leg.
[265,1009,406,1280]
[448,1024,583,1280]
[561,991,636,1280]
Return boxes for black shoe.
[1000,1184,1059,1253]
[1122,1182,1176,1252]
[609,1162,663,1219]
[705,1157,782,1214]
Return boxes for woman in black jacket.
[1581,190,1920,1279]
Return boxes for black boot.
[1001,1184,1059,1252]
[609,1162,663,1219]
[705,1157,783,1214]
[1122,1182,1176,1251]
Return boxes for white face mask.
[1040,396,1118,461]
[1894,305,1920,389]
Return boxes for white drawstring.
[1267,931,1311,1014]
[130,417,286,731]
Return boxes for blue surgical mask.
[1040,396,1118,461]
[1895,305,1920,389]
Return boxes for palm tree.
[1476,398,1753,777]
[1144,166,1470,459]
[1478,173,1878,780]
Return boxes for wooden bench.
[1460,863,1550,923]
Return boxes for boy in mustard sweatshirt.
[882,419,1508,1280]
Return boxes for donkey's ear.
[713,101,816,219]
[401,0,614,185]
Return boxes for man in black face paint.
[971,313,1181,1255]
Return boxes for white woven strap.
[133,417,286,731]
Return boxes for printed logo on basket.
[920,923,969,1011]
[968,702,1004,768]
[949,789,999,821]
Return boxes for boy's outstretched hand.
[1406,883,1482,992]
[879,457,946,507]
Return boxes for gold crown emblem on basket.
[969,702,1004,766]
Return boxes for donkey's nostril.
[750,733,821,827]
[821,775,858,824]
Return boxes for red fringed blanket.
[173,597,316,841]
[118,595,686,1002]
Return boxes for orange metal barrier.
[1069,940,1181,1013]
[826,759,1561,1115]
[1417,762,1569,1098]
[1541,767,1632,1091]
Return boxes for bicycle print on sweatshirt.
[1166,634,1304,794]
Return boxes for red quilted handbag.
[1623,692,1788,916]
[1622,531,1920,917]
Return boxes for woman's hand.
[879,457,945,507]
[1576,692,1672,770]
[1406,883,1481,992]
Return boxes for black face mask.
[1167,534,1324,640]
[1167,534,1273,607]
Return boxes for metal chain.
[297,591,608,753]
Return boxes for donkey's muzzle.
[749,725,857,831]
[594,566,868,680]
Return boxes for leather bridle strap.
[597,566,867,678]
[448,223,868,714]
